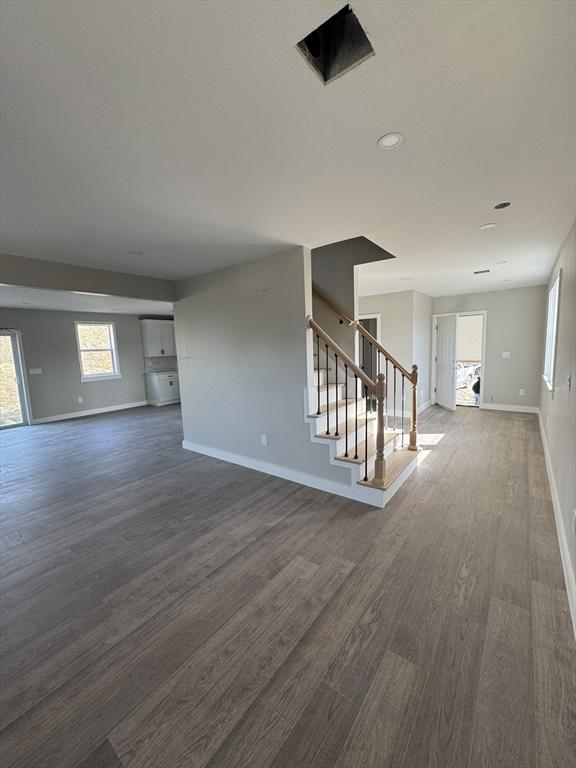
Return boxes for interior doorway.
[358,314,380,378]
[432,312,486,411]
[0,331,30,428]
[455,314,483,407]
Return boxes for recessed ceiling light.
[474,269,491,275]
[400,276,412,281]
[21,301,31,305]
[480,223,496,230]
[128,250,144,256]
[377,133,404,149]
[502,279,512,283]
[495,260,507,264]
[494,201,511,209]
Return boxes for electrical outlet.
[260,434,268,447]
[78,396,83,404]
[519,388,526,397]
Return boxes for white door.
[435,314,457,411]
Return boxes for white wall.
[433,285,547,409]
[539,222,576,623]
[359,290,432,409]
[174,246,350,489]
[412,292,432,407]
[0,308,146,420]
[359,291,413,367]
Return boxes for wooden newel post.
[373,373,387,488]
[409,364,418,451]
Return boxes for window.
[543,271,561,390]
[75,322,121,382]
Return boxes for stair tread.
[315,412,378,440]
[358,448,419,490]
[308,397,364,419]
[335,430,398,465]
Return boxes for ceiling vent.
[297,5,374,84]
[474,269,491,275]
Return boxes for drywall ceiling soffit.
[0,284,174,316]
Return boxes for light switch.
[519,388,526,397]
[29,368,42,375]
[502,351,511,359]
[260,434,268,447]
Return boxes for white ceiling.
[0,285,173,316]
[1,0,574,292]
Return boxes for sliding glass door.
[0,331,28,428]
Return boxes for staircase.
[304,289,420,507]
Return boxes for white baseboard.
[182,439,386,506]
[418,400,432,414]
[480,403,539,414]
[538,412,576,640]
[32,401,149,424]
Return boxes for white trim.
[480,403,539,414]
[418,400,432,414]
[358,313,382,342]
[431,310,487,409]
[182,439,387,506]
[538,411,576,639]
[31,401,148,424]
[543,269,561,391]
[80,373,122,383]
[75,320,121,382]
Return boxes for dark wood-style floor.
[0,404,574,767]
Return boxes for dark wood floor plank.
[76,739,124,768]
[532,580,576,768]
[334,651,417,768]
[0,405,573,768]
[204,506,427,768]
[0,483,312,727]
[269,682,358,768]
[110,556,353,768]
[0,556,271,766]
[400,610,486,768]
[469,597,534,767]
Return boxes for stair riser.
[313,384,344,408]
[335,433,396,469]
[350,446,401,480]
[313,402,367,434]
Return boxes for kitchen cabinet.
[140,320,176,357]
[145,372,180,406]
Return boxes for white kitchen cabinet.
[140,320,176,357]
[145,372,180,406]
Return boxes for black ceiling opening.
[297,5,375,84]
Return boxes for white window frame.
[543,270,561,391]
[75,321,121,382]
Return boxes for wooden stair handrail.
[312,285,355,326]
[356,324,415,382]
[307,316,375,392]
[312,286,415,383]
